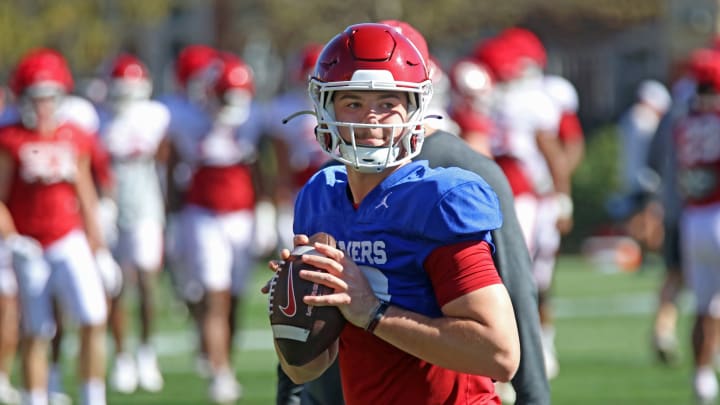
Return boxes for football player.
[0,48,110,405]
[271,23,519,404]
[98,53,169,394]
[673,48,720,404]
[477,28,570,380]
[164,49,263,404]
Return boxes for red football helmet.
[175,44,219,87]
[214,52,255,125]
[214,53,254,96]
[449,57,494,113]
[688,48,720,92]
[175,44,221,105]
[10,48,73,98]
[500,27,547,69]
[10,48,73,129]
[474,37,520,83]
[293,43,324,83]
[108,53,152,106]
[378,19,430,64]
[309,23,432,173]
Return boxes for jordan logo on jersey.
[375,192,392,210]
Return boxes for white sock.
[541,325,556,351]
[695,366,719,399]
[48,364,62,393]
[137,343,157,364]
[80,379,106,405]
[21,389,48,405]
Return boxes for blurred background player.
[646,52,699,366]
[672,47,720,404]
[0,48,110,405]
[97,53,169,394]
[478,27,570,381]
[447,57,495,157]
[159,43,219,378]
[0,86,20,405]
[164,49,264,404]
[615,79,672,261]
[261,43,327,256]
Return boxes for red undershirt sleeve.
[424,240,502,307]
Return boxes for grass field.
[30,254,699,404]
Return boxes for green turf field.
[25,255,698,404]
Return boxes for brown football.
[268,232,346,366]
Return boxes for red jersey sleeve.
[558,112,584,143]
[424,240,501,307]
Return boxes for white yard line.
[56,291,695,359]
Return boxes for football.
[268,232,346,366]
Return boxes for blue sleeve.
[422,179,502,249]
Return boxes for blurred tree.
[0,0,170,80]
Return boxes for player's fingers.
[260,277,273,294]
[299,269,348,291]
[303,292,351,307]
[293,234,309,247]
[312,242,345,262]
[301,253,343,275]
[280,248,291,260]
[268,259,285,272]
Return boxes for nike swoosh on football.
[280,261,297,317]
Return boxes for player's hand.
[260,239,295,295]
[298,241,380,329]
[95,248,123,298]
[556,216,573,235]
[6,234,43,265]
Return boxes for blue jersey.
[294,160,501,318]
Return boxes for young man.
[163,49,264,404]
[99,53,169,394]
[673,48,720,404]
[277,21,549,405]
[270,23,519,404]
[0,48,109,405]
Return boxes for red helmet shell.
[10,48,73,97]
[175,44,219,87]
[378,19,430,64]
[215,53,255,95]
[500,27,547,68]
[296,43,324,82]
[314,23,429,84]
[688,48,720,91]
[111,53,150,81]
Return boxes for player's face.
[332,90,409,147]
[30,95,59,125]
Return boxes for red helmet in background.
[499,27,547,68]
[474,37,520,82]
[294,43,324,83]
[309,23,432,173]
[108,53,152,105]
[215,53,255,96]
[688,48,720,92]
[175,44,219,87]
[378,19,430,64]
[10,48,73,98]
[449,57,494,113]
[214,52,255,125]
